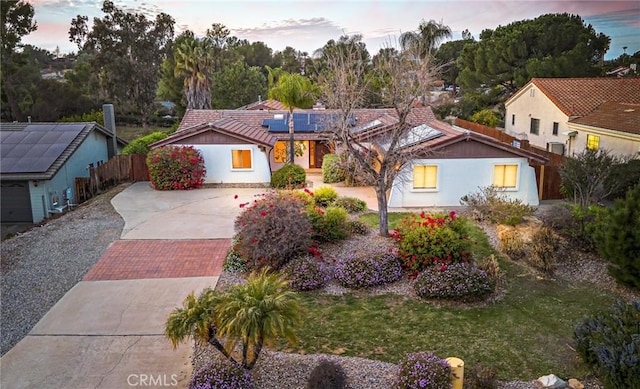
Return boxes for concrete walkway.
[1,183,242,389]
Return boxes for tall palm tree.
[400,19,452,61]
[268,73,318,163]
[165,269,302,370]
[175,37,213,109]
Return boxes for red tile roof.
[570,102,640,135]
[523,78,640,117]
[241,99,288,110]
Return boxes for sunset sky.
[23,0,640,60]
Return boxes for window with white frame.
[231,149,252,169]
[413,165,438,189]
[493,164,518,188]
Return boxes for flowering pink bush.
[282,255,330,291]
[233,191,312,269]
[334,252,403,289]
[390,211,471,274]
[147,146,206,190]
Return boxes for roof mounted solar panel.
[262,112,356,133]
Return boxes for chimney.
[102,104,117,157]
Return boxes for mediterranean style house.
[504,78,640,157]
[153,104,546,206]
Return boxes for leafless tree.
[318,39,439,236]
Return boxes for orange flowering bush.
[147,146,206,190]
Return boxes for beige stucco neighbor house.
[504,78,640,156]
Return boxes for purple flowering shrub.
[395,351,452,389]
[234,191,312,270]
[189,359,254,389]
[282,255,331,291]
[413,263,494,302]
[334,252,403,289]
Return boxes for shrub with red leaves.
[147,146,206,190]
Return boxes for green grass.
[276,211,619,380]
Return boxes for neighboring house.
[568,102,640,156]
[387,122,547,208]
[504,77,640,156]
[0,122,126,223]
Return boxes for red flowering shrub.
[390,211,472,273]
[147,146,206,190]
[234,191,312,269]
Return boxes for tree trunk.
[376,186,389,237]
[207,325,240,366]
[245,336,263,370]
[288,110,295,164]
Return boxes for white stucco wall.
[504,84,571,152]
[568,123,640,157]
[388,158,540,208]
[191,144,271,184]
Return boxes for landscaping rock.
[535,374,567,388]
[568,378,584,389]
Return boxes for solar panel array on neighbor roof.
[0,123,85,174]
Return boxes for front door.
[310,140,332,168]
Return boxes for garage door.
[1,181,32,222]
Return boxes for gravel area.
[0,184,127,356]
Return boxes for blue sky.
[23,0,640,60]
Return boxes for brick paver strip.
[83,239,230,281]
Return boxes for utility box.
[446,357,464,389]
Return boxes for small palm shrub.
[309,206,350,243]
[413,263,494,302]
[122,131,168,155]
[332,196,367,213]
[147,145,206,190]
[395,351,452,389]
[334,252,403,289]
[271,163,306,189]
[499,229,526,260]
[306,359,347,389]
[528,227,560,274]
[313,186,339,207]
[282,255,330,291]
[234,191,312,269]
[390,211,471,273]
[460,186,536,226]
[189,359,254,389]
[465,365,498,389]
[574,300,640,389]
[322,154,345,184]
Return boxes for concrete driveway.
[0,183,252,389]
[112,182,267,239]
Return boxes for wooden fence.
[75,154,148,203]
[454,118,565,200]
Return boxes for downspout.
[538,164,545,201]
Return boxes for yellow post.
[446,357,464,389]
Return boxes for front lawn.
[279,211,618,380]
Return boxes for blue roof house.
[0,122,127,223]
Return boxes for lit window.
[274,141,287,163]
[232,149,252,169]
[552,122,558,136]
[530,118,540,135]
[413,165,437,189]
[586,134,600,150]
[493,164,518,188]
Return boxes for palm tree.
[400,19,452,61]
[175,37,213,109]
[165,269,302,370]
[268,73,319,163]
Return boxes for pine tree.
[601,183,640,289]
